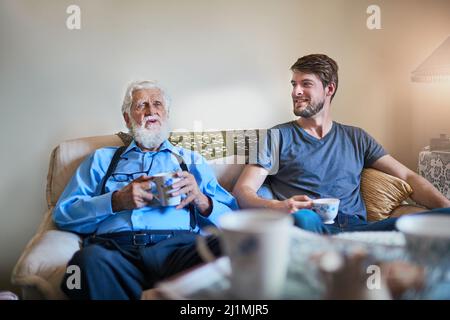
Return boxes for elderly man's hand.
[112,175,154,212]
[170,171,212,216]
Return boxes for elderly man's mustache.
[143,115,162,126]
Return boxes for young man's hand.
[276,195,313,214]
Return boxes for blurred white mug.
[197,209,293,299]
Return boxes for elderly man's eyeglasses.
[110,152,186,182]
[111,157,155,182]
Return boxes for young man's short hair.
[290,54,339,101]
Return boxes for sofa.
[11,131,426,299]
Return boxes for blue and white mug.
[312,198,340,224]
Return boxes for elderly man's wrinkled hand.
[112,175,154,212]
[170,171,212,215]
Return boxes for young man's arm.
[232,164,312,213]
[371,155,450,209]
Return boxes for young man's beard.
[294,99,325,118]
[129,117,171,149]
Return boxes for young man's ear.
[123,112,131,129]
[326,82,336,98]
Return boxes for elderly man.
[233,54,450,234]
[54,80,238,299]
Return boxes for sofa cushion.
[11,209,81,300]
[390,204,427,217]
[47,135,124,208]
[360,168,413,221]
[207,155,246,192]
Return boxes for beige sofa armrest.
[390,204,428,218]
[11,209,81,299]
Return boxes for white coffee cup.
[197,209,293,299]
[151,172,181,206]
[312,198,340,224]
[396,214,450,264]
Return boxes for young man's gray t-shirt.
[257,121,387,221]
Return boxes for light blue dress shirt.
[53,140,238,235]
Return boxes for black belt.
[88,230,194,246]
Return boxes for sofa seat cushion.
[390,204,427,217]
[11,214,81,300]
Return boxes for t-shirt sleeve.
[360,129,387,167]
[256,128,281,174]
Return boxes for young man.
[54,80,238,299]
[233,54,450,234]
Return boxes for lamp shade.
[411,36,450,83]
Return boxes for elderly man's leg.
[61,244,147,300]
[292,209,330,234]
[139,233,222,287]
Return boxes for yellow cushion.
[360,168,413,222]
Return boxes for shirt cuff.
[202,196,230,226]
[97,191,115,216]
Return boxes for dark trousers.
[61,233,220,300]
[293,207,450,235]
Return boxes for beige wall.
[1,0,449,294]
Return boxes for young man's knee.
[292,209,322,228]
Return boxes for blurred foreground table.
[143,229,450,300]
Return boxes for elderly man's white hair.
[121,80,171,115]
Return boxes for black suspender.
[171,153,197,230]
[99,146,197,230]
[100,146,127,195]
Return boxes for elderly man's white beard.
[129,116,170,150]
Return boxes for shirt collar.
[120,139,182,158]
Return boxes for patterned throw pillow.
[360,168,413,221]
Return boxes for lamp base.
[430,134,450,152]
